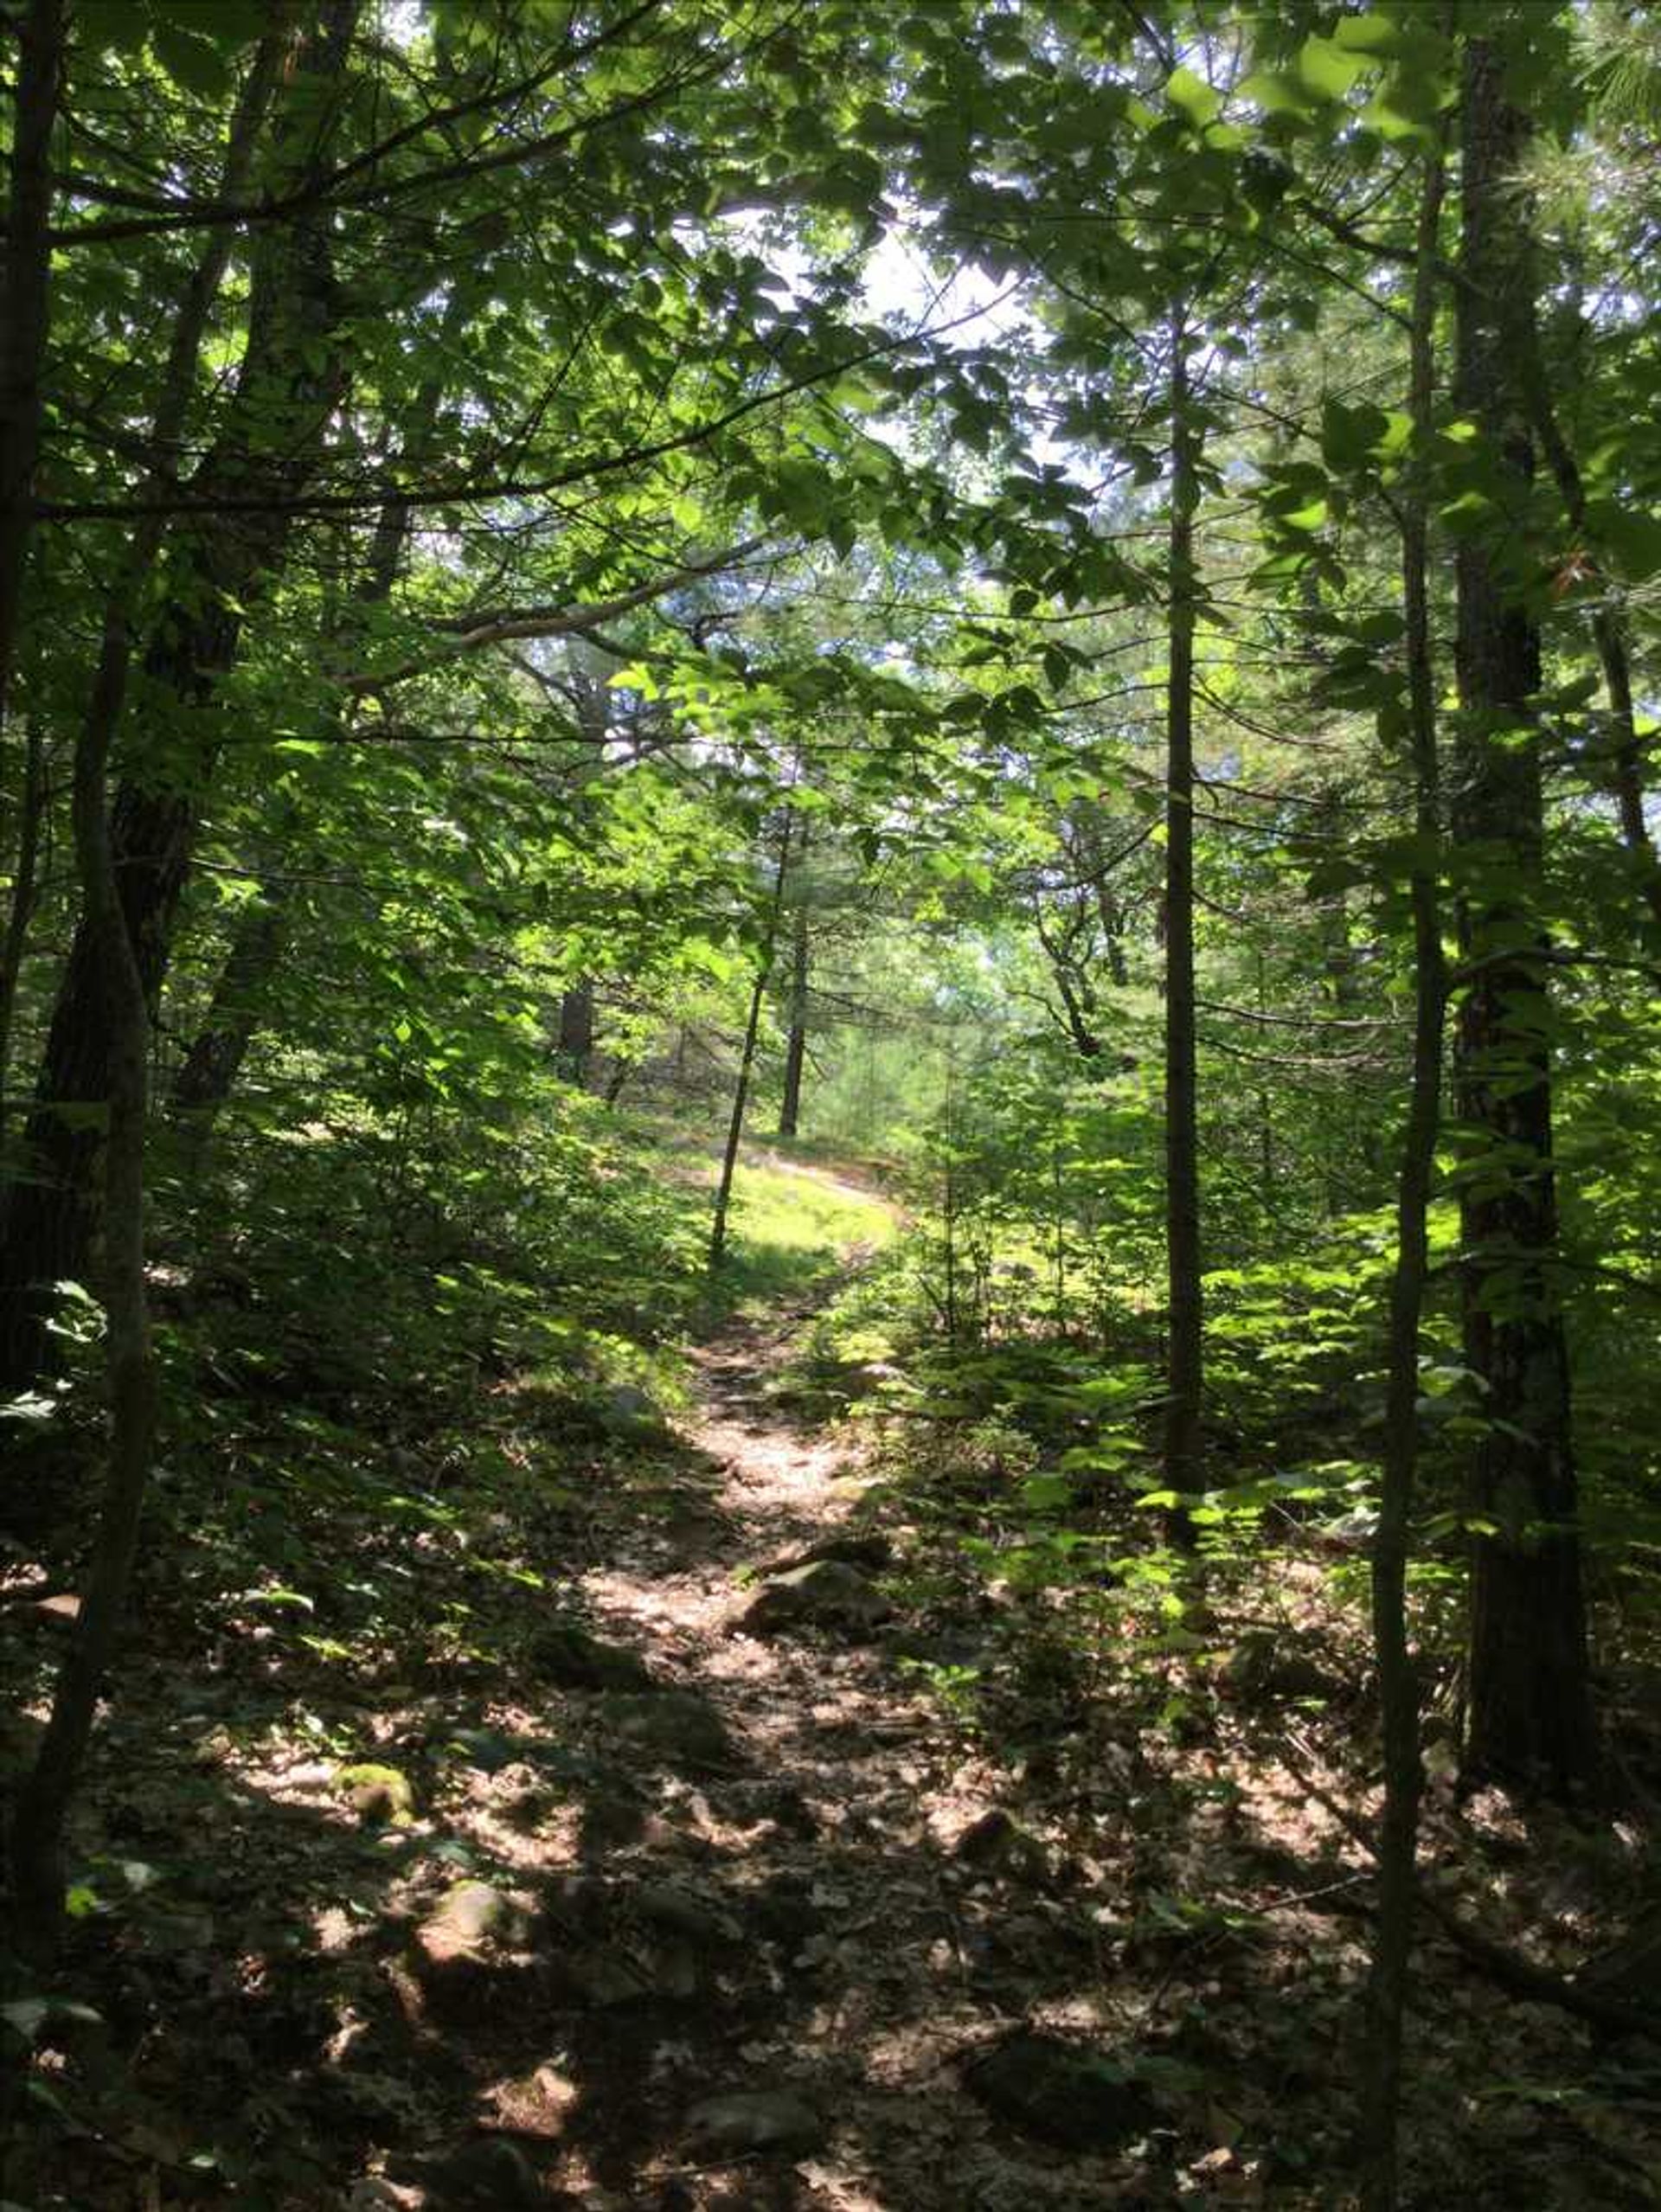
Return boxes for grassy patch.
[711,1153,897,1313]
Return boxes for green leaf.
[1361,60,1450,142]
[1351,610,1407,645]
[1165,66,1222,128]
[175,0,266,42]
[1321,396,1392,470]
[1297,35,1369,102]
[1586,499,1661,582]
[1334,12,1411,55]
[80,0,151,52]
[1237,70,1318,119]
[151,22,233,98]
[3,2000,49,2042]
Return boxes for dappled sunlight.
[9,5,1661,2206]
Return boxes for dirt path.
[17,1191,1650,2210]
[453,1293,1117,2211]
[10,1188,1156,2210]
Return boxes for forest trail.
[398,1186,1129,2212]
[14,1197,1650,2212]
[517,1247,1072,2210]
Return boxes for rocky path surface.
[375,1295,1137,2210]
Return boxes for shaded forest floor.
[5,1160,1661,2209]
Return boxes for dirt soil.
[7,1234,1661,2209]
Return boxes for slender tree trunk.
[778,822,811,1137]
[0,12,352,1395]
[198,279,484,1140]
[552,654,619,1093]
[1162,303,1202,1536]
[777,936,809,1135]
[1359,121,1447,2212]
[1519,336,1661,932]
[0,718,46,1145]
[558,980,596,1086]
[9,561,157,1937]
[709,815,793,1272]
[168,280,471,1156]
[0,0,63,743]
[3,6,353,1931]
[1453,31,1591,1794]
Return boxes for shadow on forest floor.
[5,1217,1660,2210]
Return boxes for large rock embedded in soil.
[411,1879,540,2025]
[738,1558,892,1638]
[529,1618,657,1692]
[965,2029,1156,2151]
[598,1689,736,1771]
[684,2087,825,2158]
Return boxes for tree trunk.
[558,980,596,1086]
[1162,303,1202,1536]
[778,823,811,1137]
[709,815,793,1272]
[9,516,158,1940]
[1453,31,1591,1795]
[0,10,352,1395]
[169,888,290,1142]
[1359,120,1447,2212]
[0,717,46,1148]
[0,0,63,742]
[1518,329,1661,933]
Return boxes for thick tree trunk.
[0,12,352,1395]
[1162,305,1202,1535]
[1359,123,1447,2212]
[1453,33,1591,1794]
[170,889,290,1134]
[0,0,63,742]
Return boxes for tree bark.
[1359,119,1447,2212]
[1162,302,1202,1537]
[0,10,353,1395]
[9,529,158,1939]
[709,814,793,1272]
[1453,31,1591,1795]
[558,979,596,1087]
[169,888,290,1134]
[0,716,46,1147]
[778,820,811,1136]
[0,0,63,743]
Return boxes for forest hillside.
[3,3,1661,2208]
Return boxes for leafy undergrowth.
[0,1125,902,2206]
[3,1148,1659,2209]
[715,1150,899,1318]
[825,1334,1661,2207]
